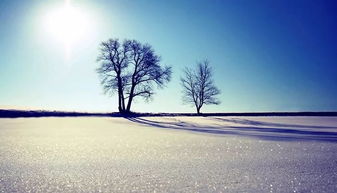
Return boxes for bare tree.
[181,60,220,114]
[97,38,171,114]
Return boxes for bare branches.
[125,40,171,111]
[181,60,220,114]
[97,38,172,113]
[96,39,129,113]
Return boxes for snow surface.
[0,116,336,192]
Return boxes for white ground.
[0,116,336,192]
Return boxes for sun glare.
[43,0,92,56]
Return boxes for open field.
[0,116,337,192]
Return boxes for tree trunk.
[196,105,201,114]
[118,94,122,113]
[126,96,133,113]
[117,76,125,113]
[196,105,202,115]
[126,84,135,113]
[118,91,125,113]
[120,91,125,111]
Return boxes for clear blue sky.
[1,0,337,113]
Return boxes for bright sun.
[44,0,91,48]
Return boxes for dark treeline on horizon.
[0,109,336,118]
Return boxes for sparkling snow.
[0,116,336,192]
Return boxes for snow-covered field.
[0,116,336,192]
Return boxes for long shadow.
[126,117,337,143]
[212,117,337,129]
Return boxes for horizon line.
[1,109,337,118]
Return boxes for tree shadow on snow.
[212,117,337,129]
[125,117,337,143]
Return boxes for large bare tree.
[97,38,171,114]
[181,60,220,114]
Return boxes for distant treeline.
[0,109,336,118]
[0,110,117,118]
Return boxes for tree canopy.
[97,38,172,114]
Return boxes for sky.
[0,0,337,113]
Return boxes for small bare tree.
[97,38,171,114]
[181,60,220,114]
